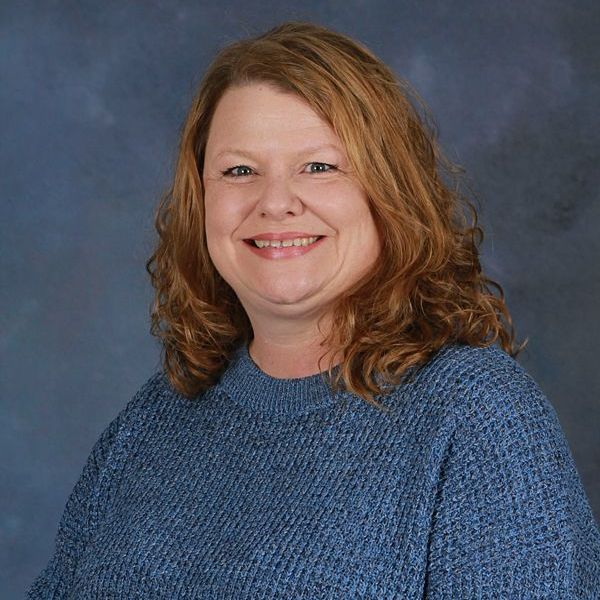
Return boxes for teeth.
[253,236,320,248]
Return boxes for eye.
[305,162,337,174]
[222,165,254,177]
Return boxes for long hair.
[146,21,526,411]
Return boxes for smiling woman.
[28,21,600,600]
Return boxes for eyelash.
[221,162,338,177]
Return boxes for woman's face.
[202,82,381,325]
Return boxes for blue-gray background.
[2,1,599,595]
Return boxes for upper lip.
[244,232,324,241]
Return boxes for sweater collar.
[215,340,344,417]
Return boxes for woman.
[29,21,600,599]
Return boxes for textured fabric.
[28,342,600,599]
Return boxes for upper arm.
[27,414,123,599]
[26,371,165,599]
[424,367,600,598]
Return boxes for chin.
[258,285,322,306]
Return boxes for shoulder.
[411,343,562,442]
[417,342,533,391]
[424,347,600,595]
[89,371,169,447]
[114,369,184,430]
[418,344,574,481]
[84,370,185,473]
[121,370,171,412]
[416,343,548,404]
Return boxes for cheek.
[338,192,381,254]
[203,198,231,265]
[315,182,372,223]
[204,189,245,238]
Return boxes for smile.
[243,236,326,259]
[248,236,323,248]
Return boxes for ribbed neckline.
[215,340,344,418]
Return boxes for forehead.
[205,83,342,155]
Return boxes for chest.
[69,410,438,598]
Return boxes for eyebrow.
[214,143,343,161]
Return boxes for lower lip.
[243,236,326,259]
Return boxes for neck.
[213,340,345,418]
[248,335,342,379]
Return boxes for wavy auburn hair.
[146,21,526,411]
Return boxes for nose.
[255,174,303,218]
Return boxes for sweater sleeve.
[26,372,164,599]
[424,368,600,599]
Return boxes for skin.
[202,82,382,378]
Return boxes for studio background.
[2,1,598,596]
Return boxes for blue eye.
[222,165,253,177]
[307,162,337,173]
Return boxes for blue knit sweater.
[28,342,600,598]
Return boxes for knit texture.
[28,342,600,599]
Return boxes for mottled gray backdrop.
[2,1,599,596]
